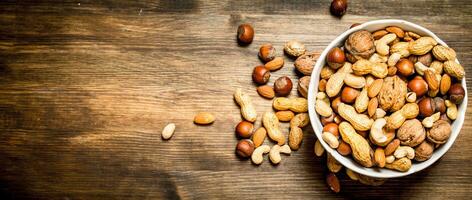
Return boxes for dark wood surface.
[0,0,471,199]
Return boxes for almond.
[424,70,439,91]
[386,26,405,38]
[384,139,400,156]
[264,57,284,71]
[251,127,267,147]
[368,79,383,98]
[326,173,341,193]
[372,30,388,40]
[367,98,378,117]
[319,79,327,92]
[275,110,295,122]
[194,112,215,125]
[257,85,275,99]
[374,148,386,168]
[440,74,451,95]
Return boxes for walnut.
[397,119,425,147]
[415,141,435,161]
[294,52,320,75]
[378,75,407,112]
[345,30,375,59]
[427,120,451,144]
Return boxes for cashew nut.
[375,33,397,56]
[269,144,291,164]
[387,52,401,67]
[370,118,388,145]
[422,112,440,128]
[414,62,436,76]
[315,92,333,117]
[314,139,325,157]
[322,132,339,149]
[394,146,415,159]
[385,155,395,164]
[445,100,458,120]
[251,145,270,165]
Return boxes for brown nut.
[418,97,435,117]
[235,121,254,138]
[252,66,270,85]
[396,59,414,77]
[415,140,434,161]
[345,30,375,59]
[298,76,310,98]
[448,83,465,104]
[330,0,348,17]
[384,139,400,156]
[264,57,284,71]
[319,79,327,92]
[337,141,352,156]
[326,173,341,193]
[433,97,446,114]
[372,30,388,40]
[327,47,346,69]
[417,52,433,67]
[396,119,425,147]
[341,87,360,104]
[236,139,254,158]
[321,113,336,125]
[386,26,405,38]
[274,76,293,96]
[408,76,428,97]
[237,24,254,44]
[440,74,452,95]
[259,44,276,62]
[257,85,275,99]
[323,123,339,137]
[331,97,342,113]
[427,120,451,144]
[295,52,320,76]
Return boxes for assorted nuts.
[315,27,465,180]
[237,24,254,44]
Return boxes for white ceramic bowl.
[308,19,467,178]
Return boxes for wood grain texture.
[0,0,471,199]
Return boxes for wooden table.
[0,1,471,199]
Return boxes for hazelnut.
[418,97,435,117]
[345,30,375,59]
[252,66,270,85]
[341,86,360,104]
[448,83,465,104]
[237,24,254,44]
[327,47,346,69]
[235,139,254,158]
[396,59,414,77]
[427,120,452,144]
[321,113,335,125]
[284,40,306,57]
[298,76,310,98]
[331,96,342,113]
[259,44,276,62]
[323,123,339,137]
[274,76,293,96]
[396,119,425,147]
[415,141,434,162]
[337,141,352,155]
[330,0,348,17]
[235,121,254,138]
[408,76,428,97]
[433,97,446,114]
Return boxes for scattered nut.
[295,52,320,76]
[274,76,293,97]
[276,110,295,122]
[251,145,270,164]
[237,24,254,44]
[161,123,176,140]
[314,139,325,157]
[327,153,343,173]
[236,139,255,158]
[234,89,257,122]
[284,40,306,57]
[252,127,267,147]
[265,57,285,71]
[257,85,275,99]
[235,121,254,138]
[330,0,348,17]
[259,44,276,62]
[269,144,291,164]
[326,173,341,193]
[298,76,310,98]
[194,112,215,125]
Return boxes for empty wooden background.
[0,0,471,199]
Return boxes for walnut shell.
[397,119,425,147]
[427,120,451,144]
[345,30,375,59]
[415,140,434,161]
[378,75,407,112]
[294,52,320,75]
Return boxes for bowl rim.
[307,19,468,178]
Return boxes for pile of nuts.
[315,25,465,190]
[235,24,315,165]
